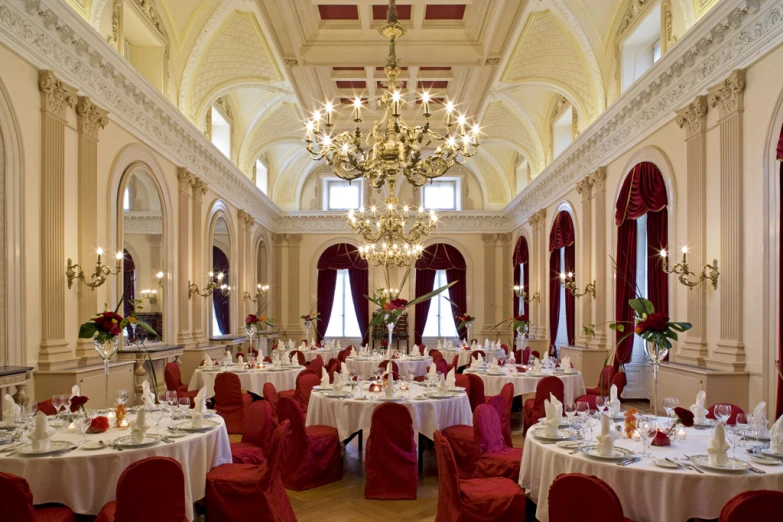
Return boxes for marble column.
[576,176,593,346]
[38,71,78,370]
[286,234,303,336]
[176,168,193,347]
[707,70,746,371]
[529,209,547,339]
[588,168,608,349]
[191,176,208,346]
[74,95,109,365]
[675,95,709,366]
[481,234,497,333]
[236,210,255,332]
[272,233,286,334]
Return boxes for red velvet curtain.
[316,244,369,342]
[549,250,561,349]
[564,243,575,346]
[615,162,668,367]
[212,246,230,336]
[414,244,467,342]
[777,123,783,417]
[512,236,530,319]
[122,249,136,339]
[549,211,575,349]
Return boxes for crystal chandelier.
[304,0,480,190]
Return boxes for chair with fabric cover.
[206,420,297,522]
[164,362,199,401]
[0,472,76,522]
[338,349,350,363]
[473,404,522,481]
[214,372,254,434]
[230,401,276,465]
[417,345,426,355]
[263,356,273,363]
[464,374,486,410]
[379,360,400,373]
[429,349,443,362]
[309,355,325,375]
[381,371,400,381]
[575,370,628,410]
[433,431,526,522]
[707,403,746,425]
[523,376,565,435]
[289,350,306,367]
[435,358,449,375]
[441,374,486,478]
[586,365,616,396]
[96,457,188,522]
[263,383,281,422]
[446,354,461,373]
[277,396,342,490]
[548,473,634,522]
[470,350,486,360]
[522,347,531,364]
[499,344,509,356]
[293,373,320,413]
[235,352,245,360]
[485,383,514,447]
[247,346,259,358]
[719,490,783,522]
[35,399,58,416]
[365,403,418,500]
[455,374,470,395]
[531,350,540,359]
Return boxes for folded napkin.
[690,390,709,424]
[561,355,571,369]
[131,408,149,444]
[287,340,295,350]
[3,394,20,426]
[204,354,213,367]
[340,362,350,380]
[609,384,620,416]
[509,354,516,366]
[446,368,456,389]
[437,340,443,350]
[484,338,490,348]
[490,358,499,371]
[533,358,541,372]
[447,341,454,350]
[299,342,307,351]
[595,414,617,456]
[333,372,344,394]
[477,353,484,366]
[542,352,549,364]
[141,381,155,406]
[707,422,730,466]
[237,354,244,365]
[191,387,207,428]
[438,374,449,394]
[428,363,438,380]
[769,414,783,454]
[71,385,80,398]
[28,411,56,451]
[349,346,357,358]
[543,393,563,437]
[337,340,342,351]
[321,367,330,388]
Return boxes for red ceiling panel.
[372,5,412,20]
[420,66,452,71]
[333,66,365,71]
[318,5,359,20]
[418,80,449,89]
[376,66,408,71]
[336,81,367,89]
[424,5,466,20]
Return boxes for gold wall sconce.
[66,248,123,290]
[660,248,719,290]
[244,283,270,303]
[559,272,596,299]
[188,271,224,299]
[513,285,540,303]
[156,271,165,289]
[140,289,158,305]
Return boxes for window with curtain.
[632,214,649,361]
[414,244,467,344]
[210,106,231,159]
[512,235,529,320]
[549,210,575,350]
[518,264,525,315]
[324,269,361,338]
[555,248,569,347]
[619,3,663,93]
[422,270,458,338]
[323,178,363,210]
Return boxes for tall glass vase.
[643,340,669,418]
[94,336,119,410]
[386,322,394,356]
[466,323,472,345]
[304,322,310,345]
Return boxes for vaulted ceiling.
[75,0,714,210]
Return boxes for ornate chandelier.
[304,0,480,190]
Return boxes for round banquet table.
[519,417,783,522]
[306,383,472,441]
[188,366,302,397]
[0,414,231,520]
[344,356,433,378]
[300,348,341,363]
[464,367,585,403]
[440,348,506,368]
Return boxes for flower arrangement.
[300,310,321,326]
[70,396,88,413]
[489,314,530,346]
[87,416,110,433]
[667,407,694,436]
[455,313,475,331]
[245,313,276,334]
[78,300,158,344]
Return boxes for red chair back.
[115,457,188,522]
[498,383,514,447]
[381,371,400,381]
[241,401,276,452]
[165,362,183,391]
[263,356,273,363]
[471,350,486,360]
[448,354,460,372]
[474,404,505,455]
[417,345,426,355]
[719,490,783,522]
[455,374,470,395]
[532,376,565,420]
[464,374,486,411]
[215,373,245,405]
[0,472,37,522]
[611,371,628,400]
[310,355,325,375]
[707,403,746,425]
[338,349,350,363]
[379,360,400,373]
[365,403,418,499]
[289,350,306,367]
[429,349,443,363]
[435,358,449,375]
[500,344,509,355]
[294,373,321,409]
[531,350,540,359]
[523,346,531,364]
[262,383,280,421]
[433,431,464,519]
[549,473,626,522]
[248,346,259,357]
[594,365,616,396]
[277,397,309,463]
[261,420,291,490]
[36,399,58,416]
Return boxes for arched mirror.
[211,216,231,336]
[121,168,165,343]
[256,238,268,288]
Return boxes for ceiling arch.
[242,103,304,176]
[481,101,545,173]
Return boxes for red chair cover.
[485,384,514,447]
[499,344,509,356]
[338,349,349,363]
[289,350,306,367]
[455,375,470,395]
[309,355,325,375]
[719,490,783,522]
[707,403,746,425]
[214,372,254,434]
[365,403,418,500]
[36,399,58,416]
[96,457,188,522]
[531,350,540,359]
[381,371,400,381]
[263,382,281,422]
[549,473,631,522]
[473,404,522,481]
[447,354,460,373]
[471,350,486,360]
[418,345,426,355]
[523,376,565,435]
[430,349,444,363]
[235,352,245,360]
[206,420,297,522]
[277,397,342,490]
[379,360,400,373]
[293,373,321,413]
[435,358,449,375]
[433,431,526,522]
[585,365,616,396]
[0,472,76,522]
[263,356,273,363]
[442,374,485,478]
[523,347,531,364]
[231,401,276,465]
[165,362,192,395]
[464,374,486,411]
[248,346,259,357]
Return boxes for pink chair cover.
[230,401,276,465]
[485,383,514,447]
[549,473,631,522]
[0,472,76,522]
[707,403,746,425]
[365,403,418,500]
[96,457,188,522]
[214,372,254,434]
[418,344,426,355]
[473,405,522,481]
[523,376,565,435]
[719,490,783,522]
[277,397,342,490]
[338,349,350,363]
[442,374,485,478]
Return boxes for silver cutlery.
[50,445,80,457]
[617,457,642,466]
[665,457,681,467]
[111,440,124,451]
[679,456,705,473]
[747,465,767,474]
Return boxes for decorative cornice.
[575,177,592,201]
[708,69,747,117]
[529,209,546,226]
[285,234,302,246]
[273,211,510,234]
[177,167,193,196]
[38,70,77,118]
[191,176,208,203]
[675,95,708,138]
[123,212,162,234]
[237,209,255,228]
[75,95,108,139]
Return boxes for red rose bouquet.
[87,416,110,433]
[651,429,671,447]
[245,312,275,334]
[666,406,694,438]
[455,313,475,331]
[70,395,89,413]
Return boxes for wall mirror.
[211,215,231,337]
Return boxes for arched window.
[414,244,467,343]
[317,244,369,343]
[513,236,530,319]
[549,211,575,351]
[615,161,669,367]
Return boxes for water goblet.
[166,391,179,420]
[148,404,165,435]
[62,395,72,419]
[662,397,678,419]
[52,395,63,415]
[115,389,129,407]
[751,413,767,443]
[13,407,29,436]
[638,417,657,459]
[564,403,576,427]
[595,396,607,415]
[714,404,732,424]
[77,412,93,444]
[576,401,590,421]
[726,424,743,457]
[178,397,191,418]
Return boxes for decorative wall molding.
[274,211,510,234]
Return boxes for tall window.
[323,179,362,210]
[619,3,663,92]
[324,269,361,338]
[210,106,231,159]
[518,263,526,315]
[255,159,268,194]
[632,214,649,361]
[422,179,460,210]
[555,248,569,347]
[422,270,458,338]
[552,107,573,158]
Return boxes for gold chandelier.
[304,0,480,191]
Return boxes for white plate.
[15,440,74,456]
[693,421,717,429]
[653,458,681,469]
[760,448,783,459]
[323,392,352,399]
[556,441,583,449]
[313,385,332,391]
[201,367,220,372]
[376,397,405,402]
[531,428,575,442]
[752,455,782,466]
[579,445,634,460]
[81,440,107,451]
[425,393,458,399]
[165,430,189,438]
[689,454,751,472]
[114,435,161,449]
[172,419,220,432]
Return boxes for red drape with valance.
[777,123,783,418]
[414,244,467,343]
[316,244,369,343]
[614,162,668,367]
[512,236,530,320]
[549,211,575,348]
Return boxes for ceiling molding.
[274,211,510,234]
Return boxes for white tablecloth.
[188,366,302,397]
[0,415,231,520]
[519,418,783,522]
[306,383,472,441]
[300,348,341,363]
[345,357,433,378]
[440,348,506,368]
[465,368,586,403]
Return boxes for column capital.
[588,167,607,195]
[38,70,77,118]
[191,176,208,202]
[177,167,194,195]
[75,96,109,139]
[708,69,746,117]
[575,177,592,201]
[238,210,255,228]
[286,233,303,246]
[675,95,708,138]
[529,209,546,227]
[481,233,496,244]
[147,233,163,245]
[271,233,287,245]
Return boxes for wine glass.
[52,395,63,415]
[178,397,191,419]
[715,404,732,424]
[13,407,29,436]
[148,404,165,435]
[595,396,607,415]
[638,417,657,459]
[166,390,178,417]
[734,413,749,447]
[158,392,168,411]
[726,424,743,457]
[751,413,768,444]
[77,412,92,443]
[61,395,72,421]
[576,401,590,421]
[564,403,576,427]
[662,397,678,420]
[115,389,129,407]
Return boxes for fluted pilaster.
[481,234,497,332]
[176,168,193,346]
[576,177,593,345]
[529,209,547,339]
[191,176,208,346]
[588,168,607,348]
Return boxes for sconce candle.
[660,247,720,290]
[66,248,123,289]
